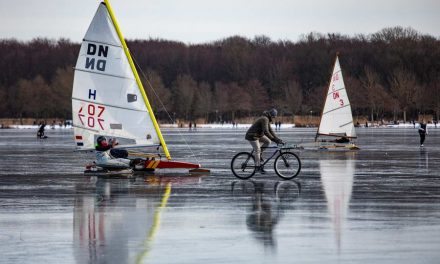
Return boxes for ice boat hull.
[143,160,201,169]
[318,141,360,150]
[299,141,360,151]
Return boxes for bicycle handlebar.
[260,143,300,150]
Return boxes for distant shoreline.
[3,116,438,129]
[1,123,438,130]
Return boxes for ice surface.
[0,127,439,263]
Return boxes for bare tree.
[51,67,73,119]
[0,88,6,117]
[274,80,302,116]
[371,26,420,43]
[172,75,196,120]
[193,82,213,122]
[143,70,172,114]
[389,68,418,122]
[245,79,270,114]
[228,82,252,120]
[424,78,440,122]
[213,82,230,122]
[360,66,393,122]
[17,75,53,118]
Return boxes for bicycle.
[231,144,301,180]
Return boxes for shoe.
[420,144,424,147]
[256,166,266,174]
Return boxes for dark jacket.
[419,123,427,134]
[245,112,281,143]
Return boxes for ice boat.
[72,0,207,174]
[300,55,359,150]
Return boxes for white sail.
[72,3,160,150]
[317,56,356,138]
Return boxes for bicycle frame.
[250,146,297,167]
[231,144,302,179]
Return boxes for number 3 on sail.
[72,0,209,174]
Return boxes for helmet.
[96,136,107,146]
[268,108,278,117]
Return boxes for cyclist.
[245,108,284,174]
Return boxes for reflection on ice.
[231,180,301,250]
[1,128,440,263]
[418,149,429,170]
[73,175,200,264]
[319,155,355,253]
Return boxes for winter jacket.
[419,123,428,134]
[245,112,282,143]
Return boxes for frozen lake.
[0,127,439,263]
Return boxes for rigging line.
[130,54,200,164]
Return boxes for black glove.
[276,139,285,145]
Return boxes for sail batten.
[74,68,134,80]
[317,56,356,139]
[326,87,345,95]
[83,38,122,48]
[339,121,353,128]
[72,125,100,133]
[73,98,148,113]
[322,104,351,115]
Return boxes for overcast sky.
[0,0,439,44]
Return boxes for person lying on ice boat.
[321,136,350,143]
[245,108,284,174]
[95,136,133,169]
[334,136,349,143]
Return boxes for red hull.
[144,160,201,169]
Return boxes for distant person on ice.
[37,122,47,139]
[245,108,284,174]
[95,136,132,168]
[418,121,428,147]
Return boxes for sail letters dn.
[85,43,108,72]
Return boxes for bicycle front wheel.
[274,152,301,180]
[231,152,256,179]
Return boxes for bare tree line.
[0,26,439,123]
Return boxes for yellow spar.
[103,0,171,160]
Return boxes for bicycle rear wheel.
[231,152,256,179]
[274,152,301,180]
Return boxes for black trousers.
[419,132,426,145]
[110,148,129,158]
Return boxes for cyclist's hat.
[268,108,278,117]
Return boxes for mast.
[315,53,340,141]
[103,0,171,160]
